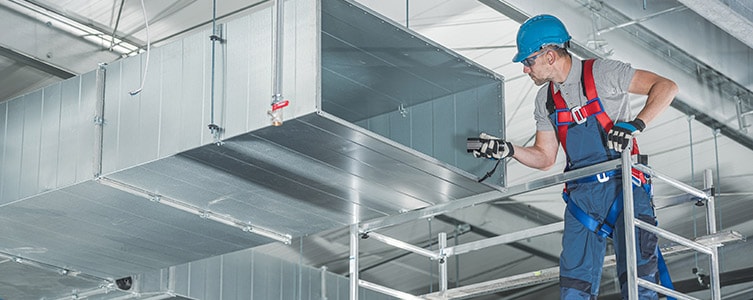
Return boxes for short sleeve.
[592,58,636,122]
[593,59,635,98]
[533,86,554,132]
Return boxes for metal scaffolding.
[628,152,722,300]
[348,150,743,299]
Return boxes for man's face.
[522,49,552,86]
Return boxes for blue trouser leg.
[560,210,605,299]
[614,183,659,300]
[560,181,613,299]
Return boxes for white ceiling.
[2,0,753,299]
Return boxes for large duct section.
[0,0,504,298]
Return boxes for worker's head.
[512,14,571,64]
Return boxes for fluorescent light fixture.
[4,0,141,56]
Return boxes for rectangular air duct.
[0,0,504,294]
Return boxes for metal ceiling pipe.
[208,0,224,143]
[594,6,687,35]
[93,63,106,178]
[127,0,150,96]
[688,115,696,186]
[269,0,288,126]
[273,0,284,99]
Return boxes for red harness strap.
[551,59,640,154]
[581,60,598,102]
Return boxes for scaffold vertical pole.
[439,232,448,293]
[704,169,717,234]
[350,224,359,300]
[704,169,722,300]
[621,147,639,299]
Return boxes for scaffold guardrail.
[349,149,744,300]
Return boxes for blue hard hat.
[512,15,571,63]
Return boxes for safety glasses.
[521,49,549,67]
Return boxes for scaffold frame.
[349,149,743,299]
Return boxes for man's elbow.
[662,79,679,100]
[669,79,679,93]
[536,157,557,171]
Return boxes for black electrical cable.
[477,159,502,183]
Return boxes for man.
[472,15,678,299]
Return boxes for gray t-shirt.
[534,57,636,132]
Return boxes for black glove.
[470,133,514,160]
[607,118,645,152]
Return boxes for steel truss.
[349,149,744,299]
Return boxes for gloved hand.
[607,118,646,152]
[471,133,514,159]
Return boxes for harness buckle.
[631,167,646,187]
[632,175,642,187]
[596,172,610,183]
[571,105,587,124]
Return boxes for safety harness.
[549,59,640,157]
[562,169,649,238]
[550,59,675,297]
[549,59,646,237]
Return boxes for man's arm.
[510,130,560,171]
[628,69,679,125]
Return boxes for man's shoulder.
[534,83,549,101]
[591,58,632,74]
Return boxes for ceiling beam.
[677,0,753,50]
[0,45,74,79]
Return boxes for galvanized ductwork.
[0,0,504,297]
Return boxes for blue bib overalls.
[549,60,664,299]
